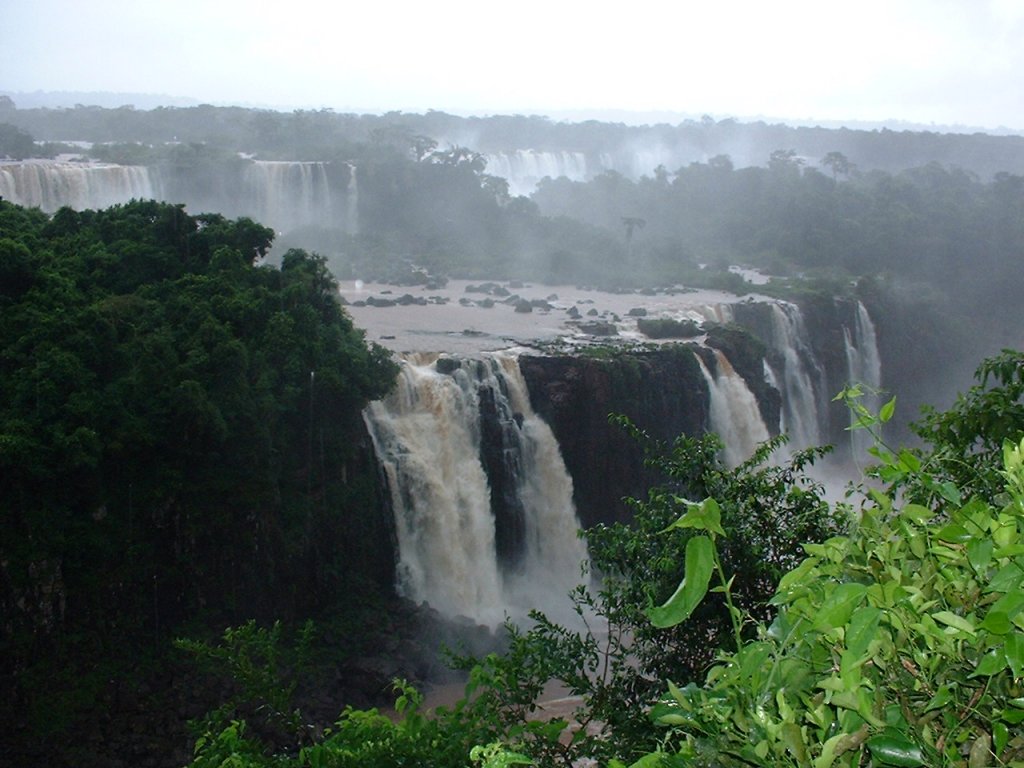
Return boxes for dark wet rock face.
[520,348,709,527]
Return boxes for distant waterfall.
[0,160,160,211]
[345,163,359,235]
[363,353,587,626]
[698,350,771,467]
[242,161,333,232]
[843,301,882,457]
[766,302,827,450]
[483,150,590,196]
[693,303,734,325]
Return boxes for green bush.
[636,398,1024,767]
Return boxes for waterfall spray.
[767,302,827,450]
[697,350,771,468]
[0,161,160,211]
[346,163,359,235]
[363,352,587,626]
[242,161,333,232]
[843,301,883,459]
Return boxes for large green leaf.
[647,535,715,629]
[865,733,925,766]
[846,606,882,658]
[663,497,726,537]
[1005,632,1024,678]
[813,582,867,631]
[932,610,976,635]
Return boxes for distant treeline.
[5,99,1024,177]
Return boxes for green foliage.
[635,374,1024,767]
[469,743,534,767]
[185,669,541,768]
[0,122,36,159]
[911,349,1024,505]
[647,441,1024,766]
[0,199,398,757]
[176,620,315,746]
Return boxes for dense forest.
[3,101,1024,766]
[0,200,400,765]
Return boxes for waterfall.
[0,160,160,211]
[242,160,334,232]
[483,150,590,196]
[843,301,883,457]
[693,302,734,325]
[698,350,771,468]
[767,302,827,450]
[363,352,587,626]
[345,163,359,235]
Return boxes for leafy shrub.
[639,403,1024,767]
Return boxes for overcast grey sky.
[3,0,1023,129]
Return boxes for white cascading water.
[694,302,734,325]
[0,160,160,211]
[483,150,589,196]
[242,161,333,232]
[767,302,826,450]
[345,163,359,235]
[698,350,771,468]
[363,352,587,627]
[843,301,883,458]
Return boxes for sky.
[3,0,1024,130]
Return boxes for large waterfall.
[241,161,334,233]
[765,302,827,450]
[844,300,883,458]
[0,160,160,211]
[345,163,359,235]
[0,158,356,236]
[698,350,771,468]
[480,145,709,196]
[358,297,884,620]
[483,150,590,196]
[363,352,587,626]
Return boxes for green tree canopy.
[0,199,397,659]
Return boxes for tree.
[768,148,804,173]
[707,153,734,171]
[428,145,487,174]
[622,215,646,246]
[411,134,438,161]
[822,150,852,180]
[0,122,35,159]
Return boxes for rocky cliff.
[519,346,712,527]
